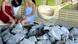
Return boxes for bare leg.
[9,19,16,27]
[18,16,26,23]
[21,19,29,26]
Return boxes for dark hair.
[32,0,35,4]
[11,0,22,7]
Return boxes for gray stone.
[31,25,40,29]
[43,26,51,30]
[26,25,40,36]
[74,36,78,40]
[7,32,25,43]
[37,40,51,44]
[3,32,13,42]
[65,40,78,44]
[21,29,28,35]
[70,28,78,36]
[49,36,55,43]
[12,28,27,35]
[0,37,3,44]
[56,41,64,44]
[55,25,61,29]
[28,36,37,42]
[29,28,37,34]
[15,23,23,30]
[1,29,9,36]
[48,27,62,40]
[65,40,74,44]
[20,38,35,44]
[48,26,69,40]
[28,28,37,36]
[37,34,49,40]
[60,26,69,36]
[12,23,24,34]
[6,37,17,44]
[11,28,23,34]
[0,26,8,32]
[13,33,25,43]
[74,40,78,43]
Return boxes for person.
[11,0,22,17]
[32,0,36,4]
[0,0,15,27]
[19,0,36,26]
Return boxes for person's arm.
[2,2,13,20]
[2,2,15,27]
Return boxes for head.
[26,0,32,6]
[32,0,35,4]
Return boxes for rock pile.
[0,23,78,44]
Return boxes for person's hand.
[9,17,16,27]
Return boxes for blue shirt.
[25,7,33,16]
[25,7,36,24]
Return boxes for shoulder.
[2,2,6,6]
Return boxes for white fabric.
[13,6,21,16]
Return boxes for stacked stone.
[0,23,78,44]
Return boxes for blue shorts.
[27,15,36,24]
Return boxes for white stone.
[12,28,27,34]
[31,25,40,29]
[19,29,28,35]
[71,28,78,36]
[3,32,13,42]
[56,41,64,44]
[28,29,37,36]
[6,37,17,44]
[12,28,23,34]
[11,23,24,34]
[15,23,23,29]
[28,36,37,42]
[48,26,62,40]
[11,24,26,34]
[37,40,51,44]
[44,26,51,30]
[37,34,49,40]
[65,40,74,44]
[60,26,69,35]
[49,37,55,43]
[20,39,35,44]
[13,33,25,43]
[1,29,9,36]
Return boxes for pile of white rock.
[0,23,78,44]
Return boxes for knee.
[12,20,16,24]
[21,21,24,25]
